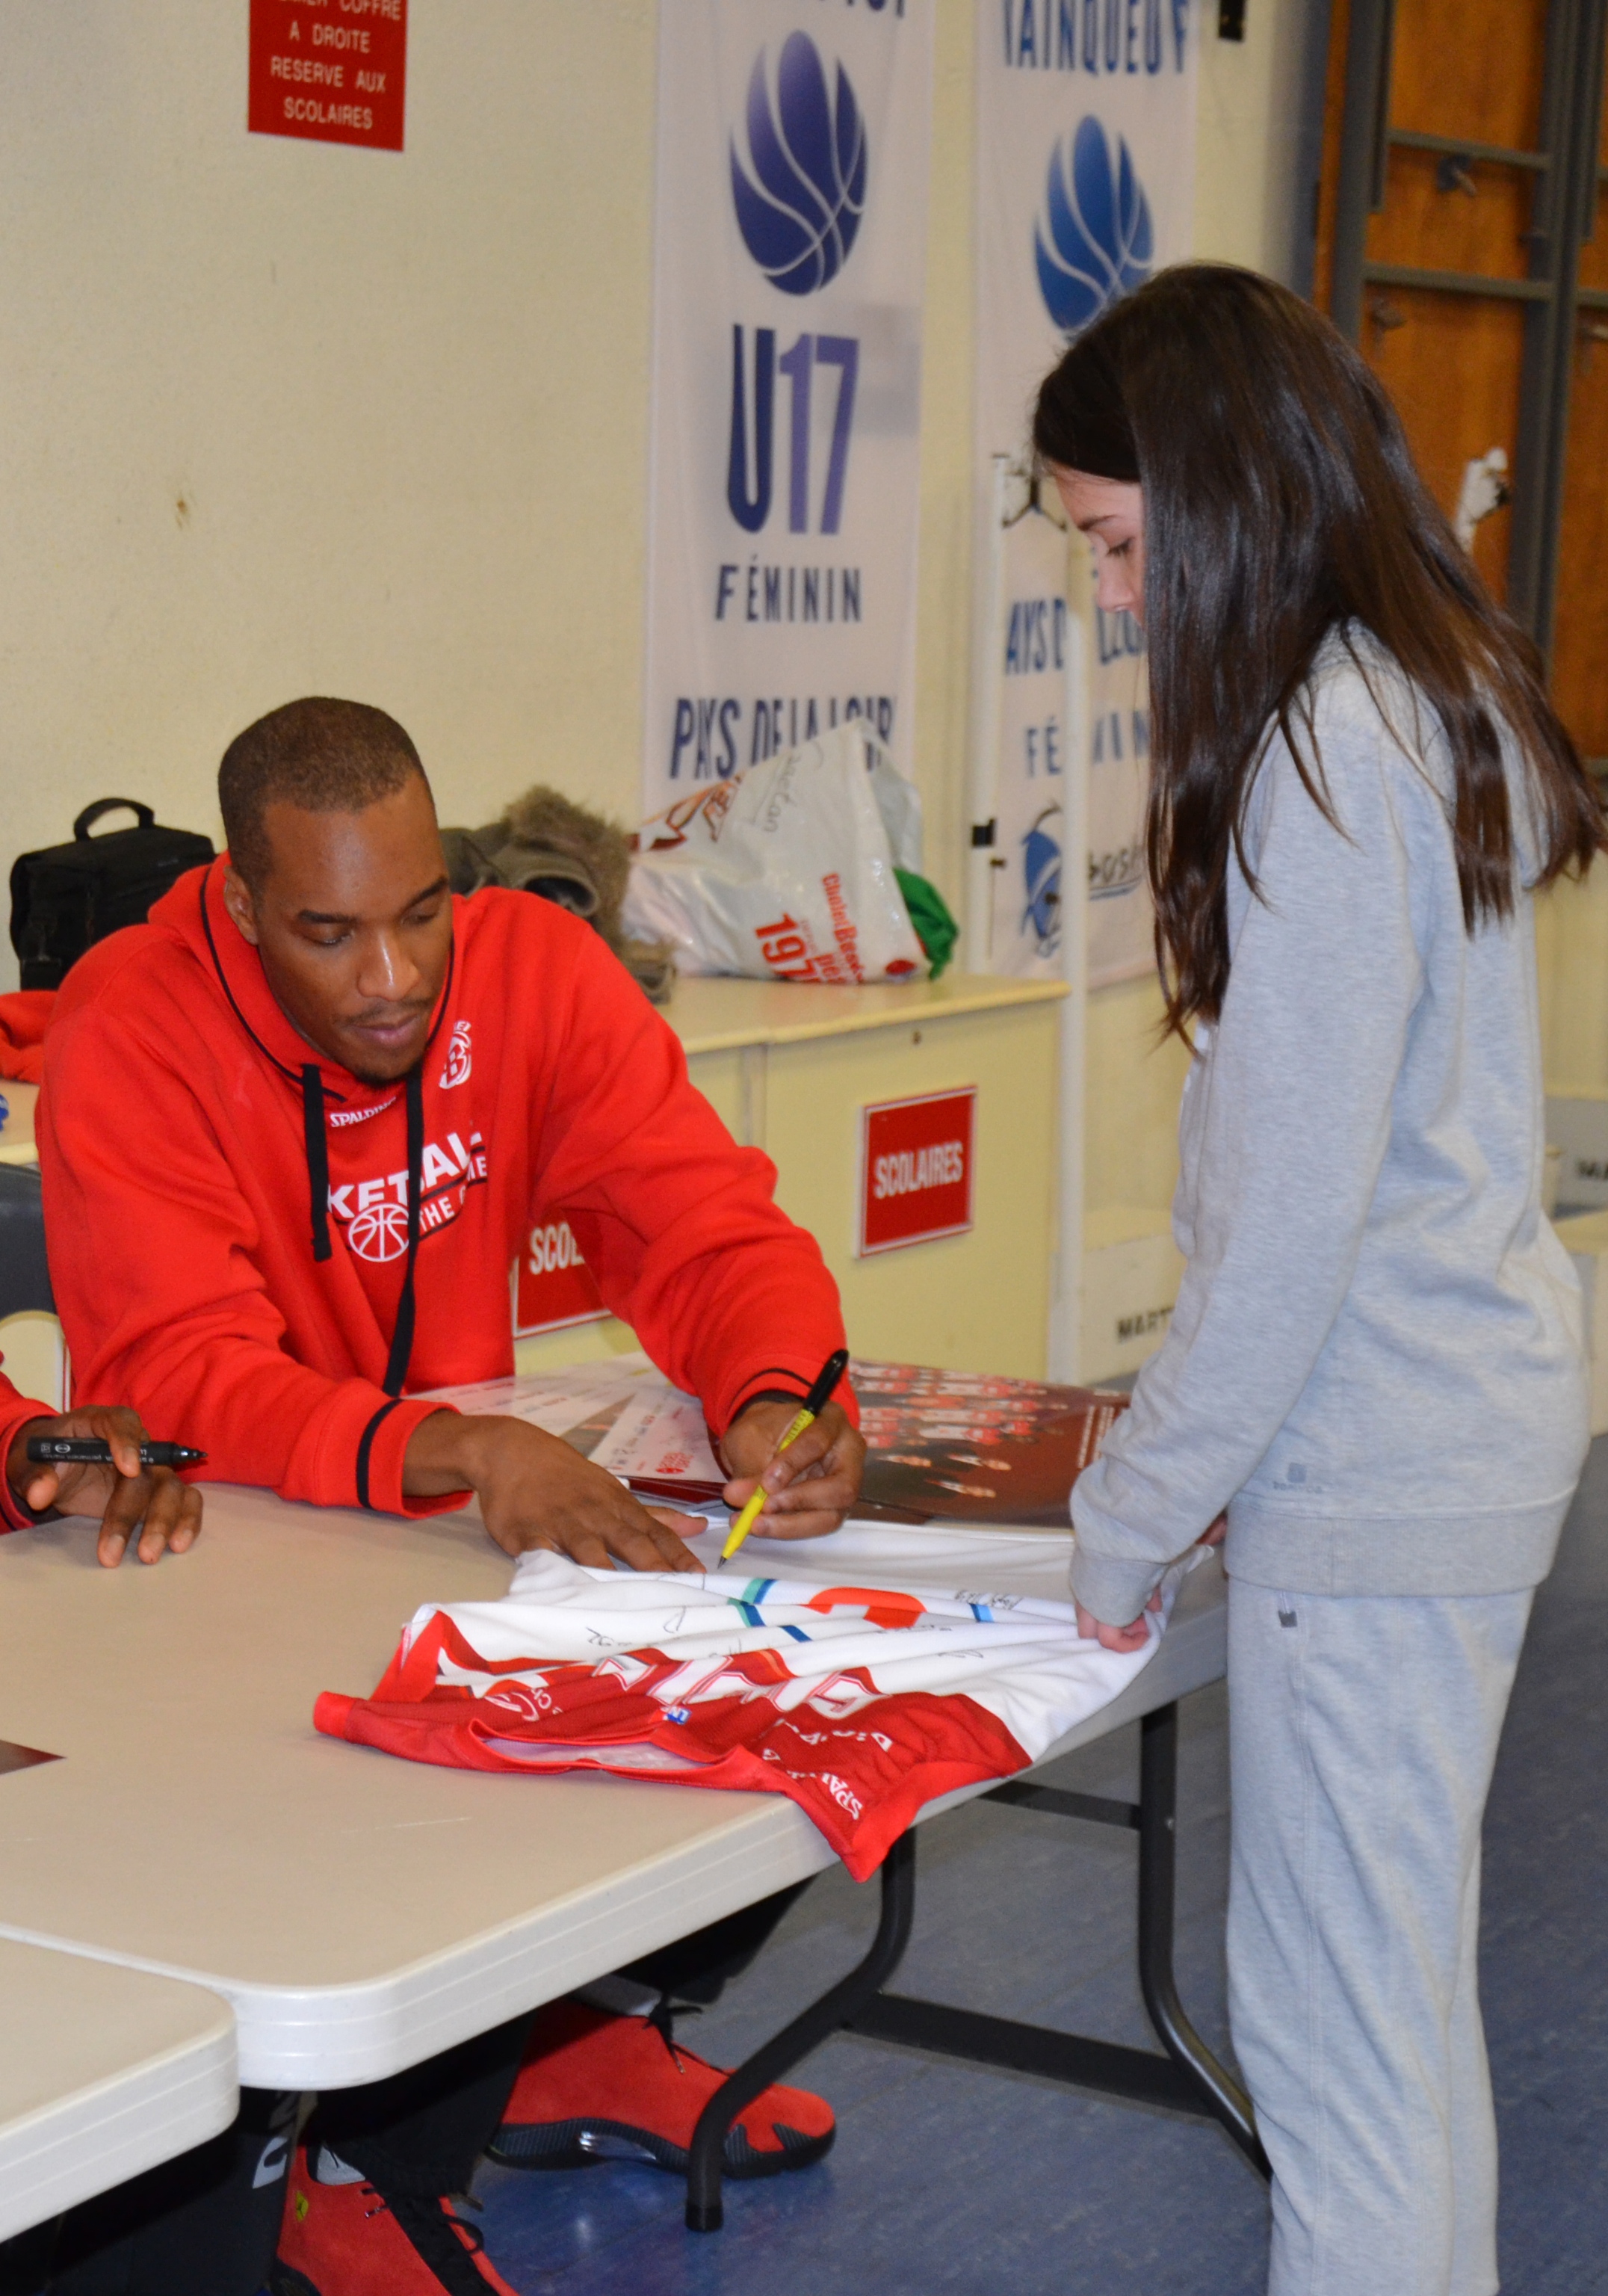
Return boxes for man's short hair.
[219,697,429,889]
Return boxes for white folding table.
[0,1484,1244,2231]
[0,1939,234,2242]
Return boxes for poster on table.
[643,0,934,814]
[974,0,1197,984]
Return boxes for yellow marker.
[720,1348,850,1563]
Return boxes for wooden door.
[1551,54,1608,762]
[1317,0,1550,610]
[1319,0,1608,768]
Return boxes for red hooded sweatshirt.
[39,863,853,1517]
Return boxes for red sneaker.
[273,2146,519,2296]
[486,2004,835,2181]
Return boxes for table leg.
[684,1827,918,2232]
[849,1699,1269,2173]
[683,1694,1267,2235]
[1137,1703,1267,2173]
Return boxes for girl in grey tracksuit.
[1036,266,1601,2296]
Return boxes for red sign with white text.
[249,0,407,153]
[513,1220,609,1338]
[859,1089,977,1256]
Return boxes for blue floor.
[472,1441,1608,2296]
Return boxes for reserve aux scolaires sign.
[249,0,408,152]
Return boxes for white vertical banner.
[644,1,935,811]
[974,0,1197,987]
[974,474,1078,978]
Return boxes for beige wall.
[0,0,1328,1194]
[0,0,659,960]
[1538,872,1608,1098]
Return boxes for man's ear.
[221,865,262,947]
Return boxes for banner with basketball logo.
[643,0,934,812]
[974,475,1079,978]
[974,4,1197,985]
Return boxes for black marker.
[25,1437,208,1471]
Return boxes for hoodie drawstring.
[380,1064,424,1398]
[302,1067,333,1263]
[303,1061,422,1397]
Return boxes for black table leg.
[1137,1703,1267,2173]
[681,1692,1267,2233]
[684,1828,919,2232]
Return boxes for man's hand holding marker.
[7,1407,204,1568]
[721,1350,856,1563]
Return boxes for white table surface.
[0,1937,235,2242]
[0,1486,1223,2093]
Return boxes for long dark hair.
[1032,263,1604,1036]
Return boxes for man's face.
[222,775,454,1083]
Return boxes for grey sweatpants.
[1226,1577,1534,2296]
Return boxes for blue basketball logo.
[730,33,868,296]
[1035,117,1154,335]
[1021,809,1063,955]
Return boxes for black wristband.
[730,1386,811,1419]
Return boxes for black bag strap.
[73,799,155,840]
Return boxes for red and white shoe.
[486,2002,835,2181]
[273,2146,519,2296]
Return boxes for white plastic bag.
[623,724,927,985]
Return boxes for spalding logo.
[731,32,867,296]
[441,1019,472,1089]
[1035,117,1153,336]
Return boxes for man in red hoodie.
[40,699,863,2296]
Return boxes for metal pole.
[1048,532,1090,1383]
[965,457,1012,969]
[1530,0,1608,660]
[1331,0,1396,340]
[1510,0,1583,639]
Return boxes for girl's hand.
[1075,1584,1163,1653]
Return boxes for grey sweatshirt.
[1071,629,1589,1622]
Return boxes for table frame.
[682,1695,1269,2232]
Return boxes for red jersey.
[40,865,852,1517]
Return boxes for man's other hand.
[403,1411,706,1571]
[719,1398,865,1541]
[7,1407,203,1568]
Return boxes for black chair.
[0,1166,53,1318]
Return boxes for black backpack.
[9,800,214,990]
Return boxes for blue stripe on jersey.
[782,1623,811,1643]
[741,1578,776,1603]
[735,1601,764,1626]
[971,1602,995,1622]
